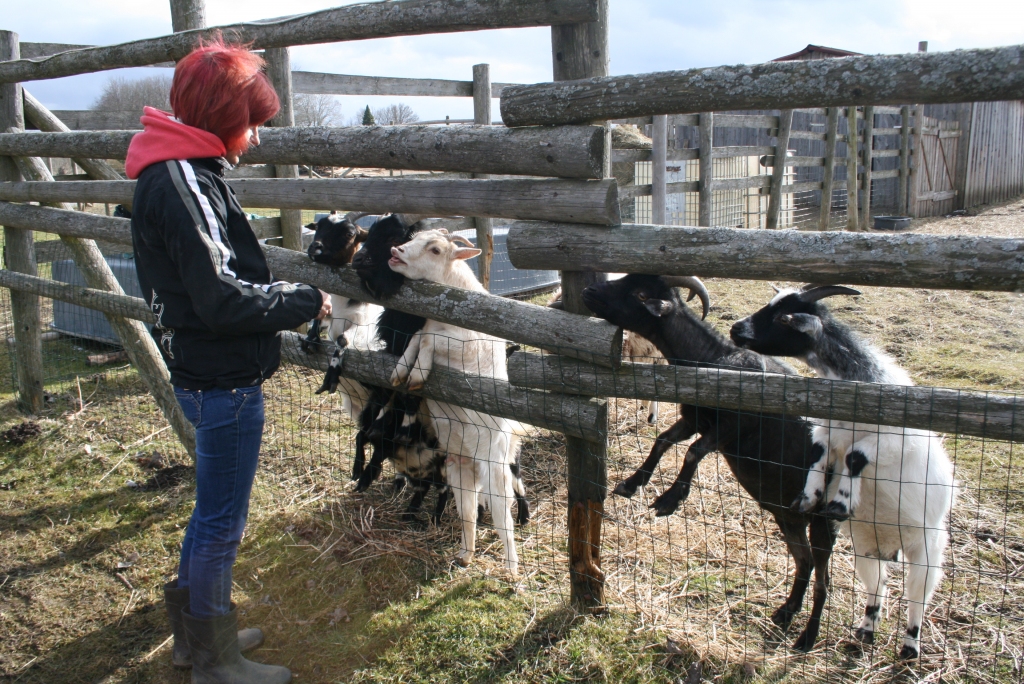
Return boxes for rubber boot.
[165,581,264,669]
[182,605,291,684]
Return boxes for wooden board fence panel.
[0,0,599,83]
[0,125,607,179]
[506,220,1024,291]
[501,44,1024,126]
[0,178,621,225]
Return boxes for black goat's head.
[306,211,368,266]
[730,285,861,357]
[352,214,427,299]
[581,274,710,339]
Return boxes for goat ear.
[453,247,482,261]
[355,227,369,243]
[304,222,316,231]
[782,313,823,338]
[643,299,674,317]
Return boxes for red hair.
[170,38,280,158]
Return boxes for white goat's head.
[387,229,480,281]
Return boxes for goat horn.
[662,276,710,320]
[447,234,475,248]
[343,211,371,223]
[798,285,862,303]
[394,213,429,228]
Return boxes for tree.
[293,93,341,127]
[93,75,172,111]
[373,103,420,125]
[361,105,375,125]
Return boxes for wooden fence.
[1,0,1024,610]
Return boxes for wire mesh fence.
[2,269,1022,683]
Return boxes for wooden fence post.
[766,109,794,229]
[651,114,667,225]
[698,112,713,226]
[264,47,303,251]
[0,30,43,413]
[818,107,840,230]
[860,105,875,231]
[551,0,610,611]
[899,105,911,215]
[14,154,196,457]
[169,0,206,33]
[908,105,923,218]
[845,106,859,230]
[472,63,494,290]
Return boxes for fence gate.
[913,116,961,217]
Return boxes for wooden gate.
[912,115,961,217]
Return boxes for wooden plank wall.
[964,100,1024,207]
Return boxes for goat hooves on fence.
[824,501,851,520]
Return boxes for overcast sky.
[8,0,1024,123]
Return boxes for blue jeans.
[174,385,265,619]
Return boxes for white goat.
[387,229,525,575]
[730,285,958,659]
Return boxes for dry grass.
[2,197,1024,683]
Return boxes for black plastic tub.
[873,215,912,231]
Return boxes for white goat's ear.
[453,247,481,261]
[643,299,674,317]
[782,313,823,338]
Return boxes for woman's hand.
[315,291,332,321]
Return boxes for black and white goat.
[581,274,837,652]
[388,229,529,575]
[303,212,382,417]
[730,286,958,659]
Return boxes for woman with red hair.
[127,41,327,684]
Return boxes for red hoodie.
[125,107,226,179]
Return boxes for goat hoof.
[898,645,919,661]
[515,499,531,526]
[770,604,797,628]
[824,501,850,520]
[792,630,816,653]
[613,481,638,498]
[453,554,472,568]
[854,628,874,645]
[646,413,657,425]
[407,381,424,392]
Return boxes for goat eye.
[431,248,440,255]
[636,292,648,301]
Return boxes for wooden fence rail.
[505,220,1024,291]
[0,0,599,83]
[507,353,1024,443]
[0,125,607,179]
[0,202,625,367]
[280,335,606,441]
[500,44,1024,126]
[0,178,621,225]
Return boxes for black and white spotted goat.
[582,274,838,652]
[303,211,382,416]
[730,285,958,659]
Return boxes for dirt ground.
[1,196,1023,683]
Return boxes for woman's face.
[226,126,260,165]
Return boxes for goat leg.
[355,442,389,492]
[614,417,696,498]
[650,434,715,516]
[390,331,423,387]
[406,331,436,392]
[792,515,838,652]
[352,429,368,480]
[301,318,322,352]
[315,345,345,395]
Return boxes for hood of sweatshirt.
[125,107,226,179]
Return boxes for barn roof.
[772,44,862,61]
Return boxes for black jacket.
[131,157,322,390]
